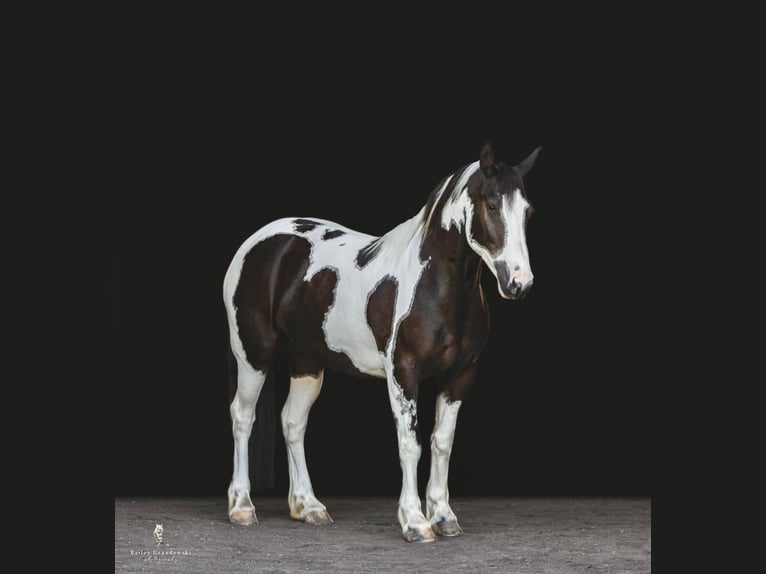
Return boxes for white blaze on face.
[498,189,533,289]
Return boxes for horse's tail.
[227,345,276,492]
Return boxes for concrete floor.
[115,496,650,573]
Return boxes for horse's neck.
[374,163,483,289]
[420,167,484,290]
[422,223,484,289]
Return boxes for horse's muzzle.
[494,261,533,300]
[498,279,533,300]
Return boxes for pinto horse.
[223,142,540,542]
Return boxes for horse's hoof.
[302,509,334,525]
[432,519,463,537]
[230,509,258,525]
[403,526,437,543]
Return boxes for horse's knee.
[431,431,452,456]
[231,395,257,435]
[230,368,265,427]
[398,433,421,460]
[281,373,322,443]
[281,416,306,444]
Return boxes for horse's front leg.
[426,391,464,536]
[426,364,475,536]
[385,366,435,543]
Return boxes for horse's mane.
[420,161,480,238]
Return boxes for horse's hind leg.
[228,356,267,525]
[281,370,333,524]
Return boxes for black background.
[114,21,655,499]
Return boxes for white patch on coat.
[438,162,480,233]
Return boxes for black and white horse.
[223,142,540,542]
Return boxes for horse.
[223,142,540,542]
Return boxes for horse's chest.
[397,307,488,374]
[393,276,490,378]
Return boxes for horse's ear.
[479,142,495,175]
[516,147,541,176]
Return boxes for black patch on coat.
[322,229,345,240]
[293,218,319,233]
[356,237,383,267]
[233,234,372,380]
[233,234,297,371]
[366,275,398,352]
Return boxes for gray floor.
[115,497,650,573]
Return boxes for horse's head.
[465,143,540,300]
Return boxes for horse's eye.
[488,204,497,212]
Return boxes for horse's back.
[224,217,374,303]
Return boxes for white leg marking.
[228,360,266,525]
[426,393,463,536]
[281,372,333,524]
[386,375,435,542]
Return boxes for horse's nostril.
[510,280,522,296]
